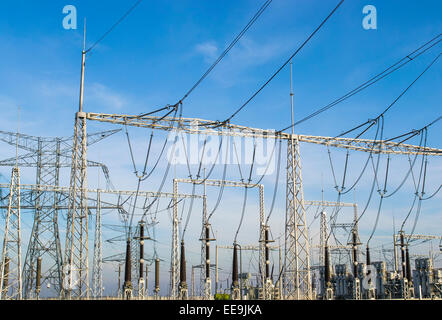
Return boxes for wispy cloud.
[192,36,289,88]
[195,41,219,63]
[88,82,126,110]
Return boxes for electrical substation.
[0,0,441,301]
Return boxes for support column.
[0,167,22,300]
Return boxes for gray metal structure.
[84,112,442,299]
[0,129,119,298]
[172,178,265,299]
[0,167,22,299]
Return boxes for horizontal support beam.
[86,113,442,156]
[304,200,356,208]
[174,178,262,189]
[394,234,442,241]
[0,183,204,199]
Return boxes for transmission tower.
[0,167,22,299]
[84,111,442,299]
[92,190,103,298]
[319,211,327,267]
[64,32,88,298]
[0,129,118,298]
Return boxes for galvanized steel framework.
[84,112,442,299]
[0,129,118,297]
[0,182,204,299]
[173,178,265,299]
[0,167,22,299]
[92,190,103,298]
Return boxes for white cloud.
[88,83,126,110]
[195,42,219,63]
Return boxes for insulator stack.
[205,225,210,279]
[180,240,186,286]
[139,223,144,279]
[36,257,42,295]
[124,240,132,287]
[366,246,371,266]
[155,258,160,293]
[232,244,239,288]
[405,247,412,282]
[400,232,406,279]
[366,246,371,283]
[352,229,358,278]
[324,245,330,286]
[265,227,270,280]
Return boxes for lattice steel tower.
[64,30,89,298]
[92,190,103,298]
[284,62,311,300]
[0,129,118,298]
[0,167,22,300]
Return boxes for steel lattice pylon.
[0,129,118,298]
[284,136,311,299]
[319,211,327,267]
[171,179,179,299]
[84,112,442,300]
[64,110,89,299]
[0,167,22,300]
[92,190,103,298]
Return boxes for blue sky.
[0,0,441,297]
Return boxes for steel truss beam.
[172,178,265,299]
[85,113,442,156]
[0,129,119,298]
[85,112,442,300]
[0,167,22,300]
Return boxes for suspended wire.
[384,133,424,198]
[181,183,196,239]
[234,187,249,243]
[234,141,258,242]
[350,117,385,229]
[241,133,281,188]
[222,0,345,123]
[179,0,272,105]
[140,134,169,181]
[207,135,231,221]
[367,154,390,245]
[194,136,225,185]
[406,130,430,243]
[128,106,181,234]
[278,34,442,133]
[85,0,144,54]
[421,184,442,200]
[337,53,441,138]
[181,135,225,238]
[247,138,257,182]
[401,129,428,233]
[326,120,379,225]
[340,121,381,195]
[232,137,245,181]
[328,54,440,230]
[265,138,282,224]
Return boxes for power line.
[222,0,345,124]
[337,53,441,139]
[179,0,273,105]
[278,34,442,133]
[86,0,144,54]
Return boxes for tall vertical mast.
[0,109,22,300]
[64,20,89,299]
[284,61,311,299]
